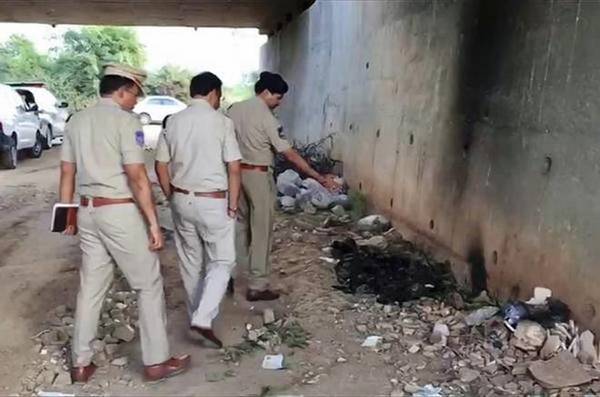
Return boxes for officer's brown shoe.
[144,355,191,383]
[190,326,223,349]
[71,363,97,384]
[227,278,235,296]
[246,289,280,302]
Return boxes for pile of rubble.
[276,169,350,217]
[320,213,600,395]
[20,274,140,396]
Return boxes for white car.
[0,83,44,169]
[9,83,69,148]
[133,96,187,125]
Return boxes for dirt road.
[0,148,400,396]
[0,148,80,393]
[2,148,583,397]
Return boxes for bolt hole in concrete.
[409,134,414,145]
[429,219,435,230]
[376,129,380,138]
[366,61,369,69]
[543,156,553,174]
[389,197,394,208]
[349,123,353,131]
[359,182,362,191]
[493,250,498,265]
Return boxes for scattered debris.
[464,306,499,327]
[274,161,348,214]
[331,205,347,217]
[262,354,285,370]
[540,334,562,359]
[37,392,75,397]
[361,336,382,348]
[356,235,388,250]
[429,322,449,346]
[223,318,310,363]
[111,357,128,367]
[529,351,594,389]
[263,309,276,325]
[279,196,297,211]
[526,287,553,305]
[459,368,480,383]
[503,297,570,329]
[511,320,547,351]
[578,330,597,365]
[356,215,391,233]
[21,272,140,394]
[411,384,442,397]
[113,324,136,342]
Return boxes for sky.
[0,23,267,85]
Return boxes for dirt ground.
[0,148,404,396]
[3,148,591,397]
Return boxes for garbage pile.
[276,169,349,216]
[323,214,600,394]
[20,274,140,395]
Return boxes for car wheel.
[1,137,18,169]
[139,113,151,125]
[42,124,53,149]
[28,132,43,159]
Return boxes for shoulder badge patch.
[135,130,145,148]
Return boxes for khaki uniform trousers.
[236,169,276,291]
[72,202,170,367]
[171,194,236,328]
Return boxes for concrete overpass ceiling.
[0,0,313,33]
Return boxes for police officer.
[59,64,190,383]
[228,72,339,301]
[155,72,241,348]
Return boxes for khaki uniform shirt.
[227,96,291,166]
[61,98,145,199]
[155,98,241,192]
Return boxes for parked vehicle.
[133,95,186,125]
[7,83,69,148]
[0,83,44,169]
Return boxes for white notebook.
[50,203,79,233]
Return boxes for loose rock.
[577,330,597,365]
[459,368,480,383]
[529,351,593,389]
[111,357,128,367]
[511,320,546,351]
[263,309,276,325]
[541,334,562,359]
[464,306,499,326]
[331,205,347,217]
[429,322,449,345]
[113,324,135,342]
[357,215,391,232]
[356,236,388,250]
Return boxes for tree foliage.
[145,64,192,101]
[0,27,258,111]
[0,35,50,83]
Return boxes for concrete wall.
[262,0,600,330]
